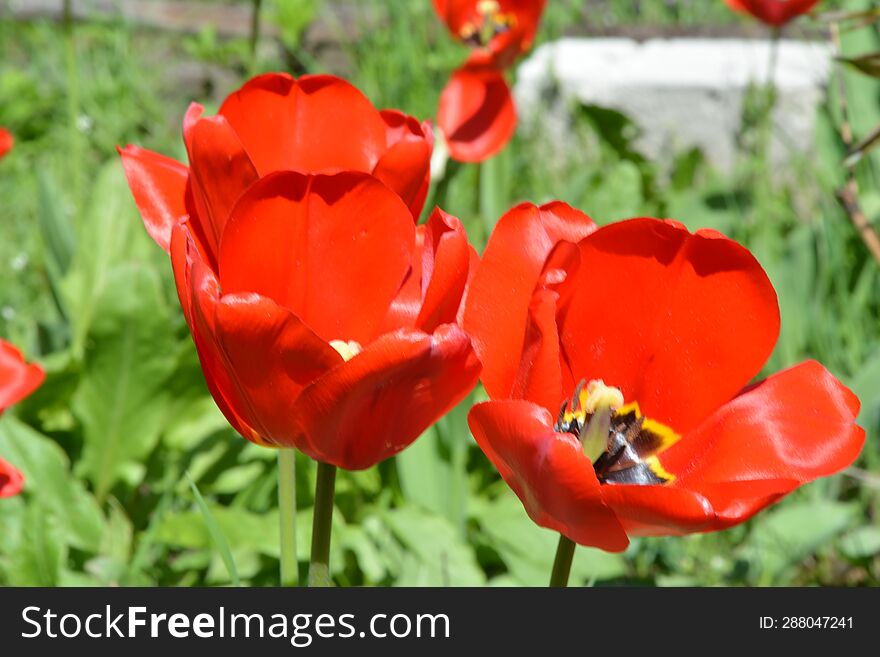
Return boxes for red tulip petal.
[598,484,713,537]
[438,61,516,163]
[292,324,481,470]
[557,218,780,434]
[219,73,388,176]
[468,400,630,551]
[416,208,473,333]
[725,0,819,26]
[380,227,425,332]
[219,171,415,345]
[0,339,45,413]
[0,457,24,498]
[170,219,195,328]
[210,292,343,447]
[374,110,433,219]
[660,361,864,526]
[463,201,597,404]
[181,230,264,444]
[509,249,578,416]
[0,127,13,159]
[118,145,188,253]
[685,479,800,531]
[183,108,259,259]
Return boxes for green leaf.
[161,345,228,451]
[0,416,104,552]
[72,264,179,501]
[156,505,280,557]
[186,472,240,586]
[396,425,455,518]
[479,149,511,233]
[742,500,859,582]
[382,507,485,586]
[838,53,880,79]
[838,526,880,559]
[848,348,880,427]
[62,159,156,353]
[7,502,65,586]
[36,169,75,319]
[472,493,627,586]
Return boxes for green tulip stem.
[308,461,337,587]
[549,534,576,588]
[278,448,299,586]
[249,0,263,74]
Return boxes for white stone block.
[514,38,832,171]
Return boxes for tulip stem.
[549,534,576,587]
[278,448,298,586]
[308,461,337,587]
[249,0,263,74]
[63,0,83,204]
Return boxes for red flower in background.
[0,128,13,159]
[434,0,547,162]
[120,74,480,470]
[724,0,820,27]
[464,206,864,551]
[0,339,45,498]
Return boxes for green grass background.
[0,0,878,586]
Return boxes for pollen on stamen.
[583,380,624,414]
[476,0,501,16]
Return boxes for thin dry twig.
[843,466,880,490]
[829,22,880,266]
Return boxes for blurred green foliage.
[0,0,877,587]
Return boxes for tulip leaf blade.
[0,415,104,552]
[185,471,241,587]
[72,264,178,502]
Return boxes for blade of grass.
[185,471,240,587]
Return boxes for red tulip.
[724,0,820,27]
[0,457,24,499]
[120,80,480,468]
[464,206,864,551]
[433,0,547,162]
[120,73,432,254]
[0,128,13,160]
[0,339,45,498]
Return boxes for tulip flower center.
[459,0,516,48]
[329,339,363,362]
[554,379,679,486]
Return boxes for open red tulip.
[120,73,433,255]
[464,206,864,551]
[0,339,45,498]
[0,128,13,160]
[724,0,820,27]
[121,105,480,469]
[433,0,547,162]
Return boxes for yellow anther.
[578,380,624,462]
[583,380,624,414]
[329,339,363,362]
[477,0,501,16]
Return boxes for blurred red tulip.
[724,0,820,27]
[464,207,864,551]
[0,457,25,498]
[433,0,547,162]
[0,128,13,159]
[119,75,480,469]
[0,339,45,498]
